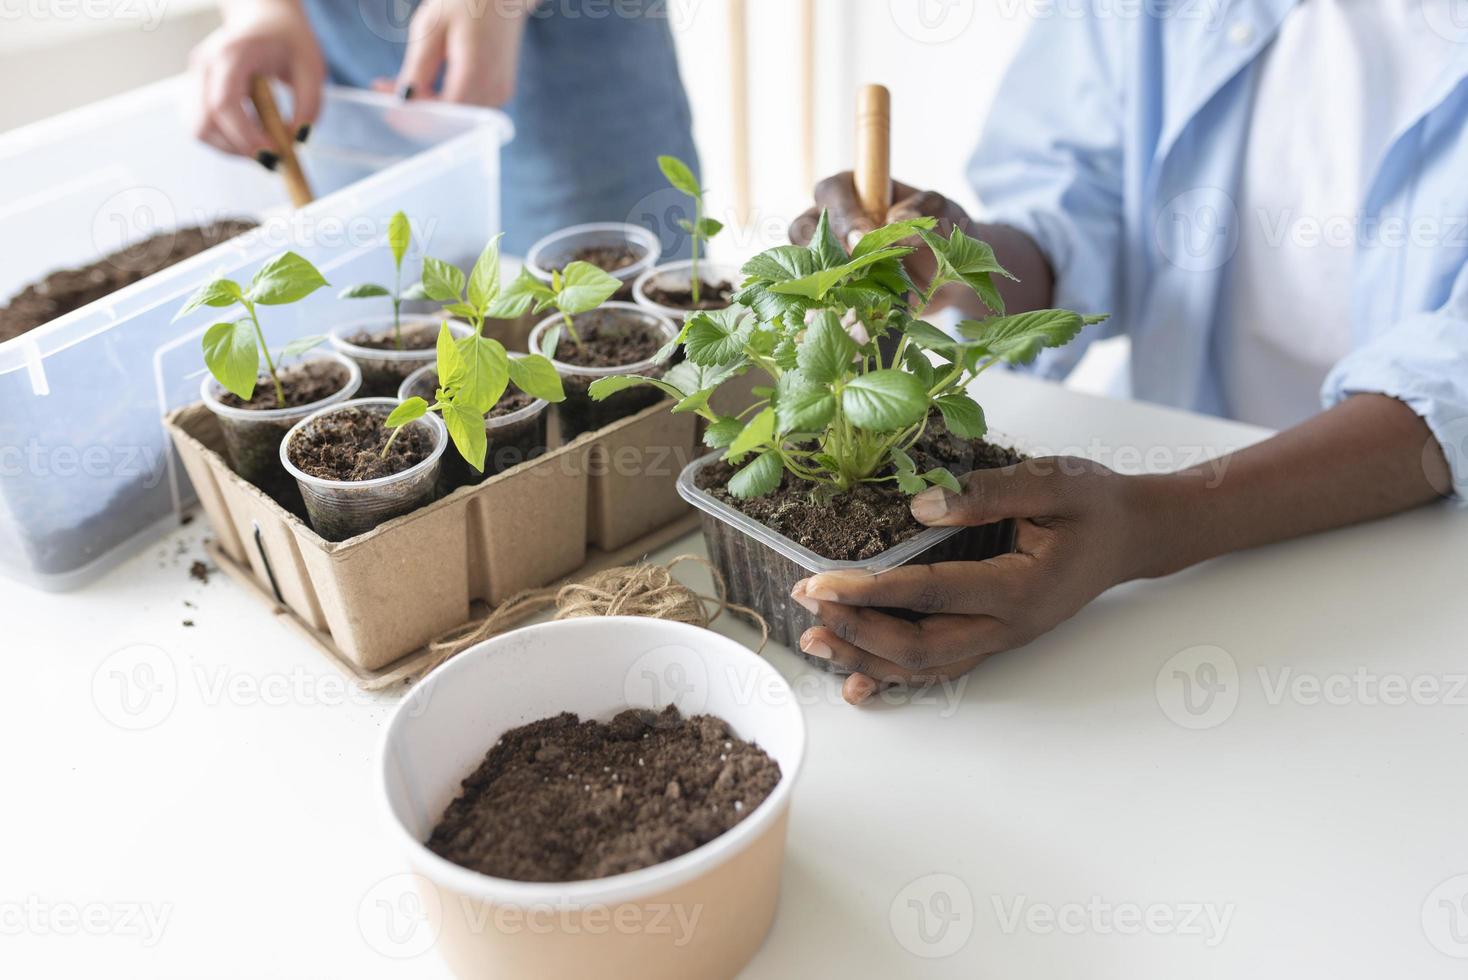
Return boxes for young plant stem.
[246,302,286,408]
[690,194,703,307]
[392,260,403,350]
[559,311,584,349]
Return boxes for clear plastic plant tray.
[0,76,510,591]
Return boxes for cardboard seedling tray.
[166,400,700,680]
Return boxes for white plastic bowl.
[378,616,806,979]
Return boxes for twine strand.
[424,555,768,674]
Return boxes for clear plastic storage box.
[0,77,510,590]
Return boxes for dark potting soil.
[216,360,352,411]
[552,309,664,368]
[344,321,440,352]
[556,242,642,276]
[427,705,781,883]
[643,278,735,312]
[0,219,257,343]
[696,415,1024,562]
[286,406,433,482]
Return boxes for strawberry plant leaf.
[727,449,783,498]
[796,310,857,384]
[776,387,835,433]
[958,310,1108,366]
[841,370,928,431]
[919,226,1014,314]
[726,406,775,459]
[684,308,750,366]
[923,467,962,493]
[851,216,937,257]
[703,416,744,449]
[807,210,847,269]
[934,393,986,438]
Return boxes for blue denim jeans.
[304,0,700,257]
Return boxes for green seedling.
[338,210,425,350]
[176,251,331,408]
[499,260,621,356]
[589,211,1106,498]
[383,235,566,471]
[657,154,723,305]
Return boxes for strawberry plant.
[383,235,566,470]
[176,250,331,407]
[338,210,425,349]
[589,212,1105,498]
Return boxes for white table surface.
[6,373,1467,979]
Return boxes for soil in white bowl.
[427,705,781,883]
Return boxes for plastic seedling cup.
[528,302,677,441]
[328,316,471,397]
[677,452,1018,667]
[397,361,549,486]
[280,397,447,541]
[200,349,362,496]
[632,259,742,320]
[378,616,805,980]
[526,222,662,302]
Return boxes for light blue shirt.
[969,0,1468,495]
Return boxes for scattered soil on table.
[428,705,781,883]
[216,360,352,411]
[0,219,256,343]
[643,277,734,312]
[403,370,536,418]
[343,321,440,352]
[286,406,433,482]
[696,414,1023,562]
[554,242,643,276]
[552,309,663,368]
[188,561,211,585]
[182,619,195,628]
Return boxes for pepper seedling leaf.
[506,353,565,403]
[466,234,502,313]
[278,334,325,360]
[202,319,259,401]
[387,211,411,266]
[657,155,701,197]
[339,283,391,300]
[553,261,621,314]
[175,278,242,320]
[441,398,488,472]
[248,251,329,306]
[421,257,466,304]
[452,334,511,414]
[386,397,429,428]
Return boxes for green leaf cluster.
[586,209,1106,499]
[382,235,569,471]
[339,211,422,348]
[176,251,331,407]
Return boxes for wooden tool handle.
[854,84,891,224]
[249,76,314,209]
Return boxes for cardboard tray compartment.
[166,401,699,673]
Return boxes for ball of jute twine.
[424,555,768,673]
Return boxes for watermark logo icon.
[1155,186,1240,272]
[1156,644,1239,730]
[623,643,710,715]
[1423,874,1468,958]
[890,873,974,958]
[358,873,441,959]
[889,0,976,44]
[92,644,177,731]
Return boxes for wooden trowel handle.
[854,84,892,225]
[249,76,314,209]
